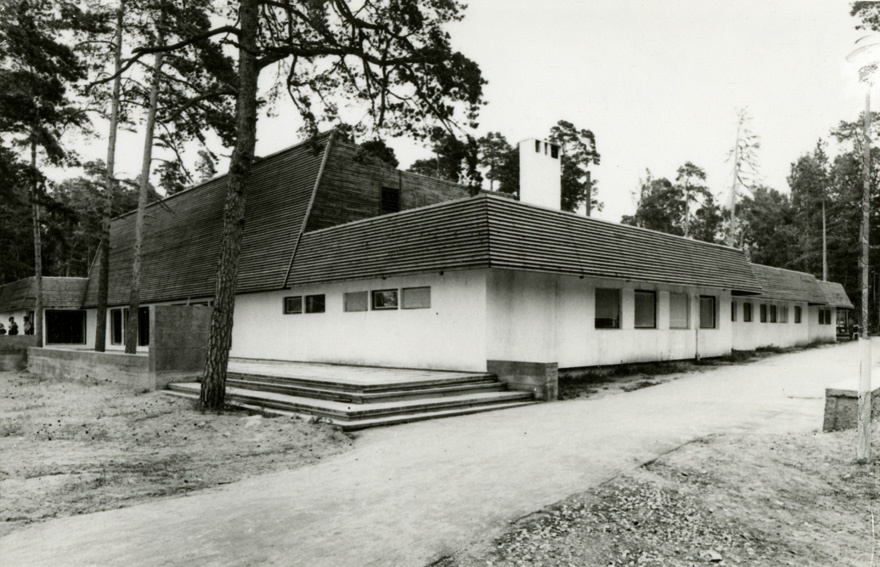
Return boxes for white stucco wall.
[230,270,489,371]
[808,305,838,343]
[486,270,731,368]
[731,299,811,350]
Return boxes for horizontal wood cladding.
[304,140,469,233]
[289,194,763,294]
[83,137,329,307]
[751,264,829,305]
[0,277,88,311]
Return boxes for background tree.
[478,132,513,191]
[675,161,711,238]
[725,109,761,246]
[0,0,92,344]
[549,120,601,214]
[408,130,479,184]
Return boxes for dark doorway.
[45,310,86,345]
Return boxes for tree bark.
[200,0,260,411]
[30,140,42,347]
[96,1,124,352]
[726,120,742,247]
[126,40,163,354]
[858,92,872,463]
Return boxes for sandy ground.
[437,428,880,566]
[0,370,353,538]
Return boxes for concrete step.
[162,389,537,431]
[226,371,499,394]
[225,377,506,404]
[167,382,534,421]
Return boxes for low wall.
[488,360,558,401]
[28,347,158,390]
[823,380,880,432]
[0,336,40,371]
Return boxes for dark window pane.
[744,302,753,323]
[46,310,86,345]
[305,294,325,313]
[699,296,716,329]
[381,187,400,214]
[595,288,620,329]
[138,307,150,346]
[760,304,767,323]
[731,301,737,322]
[284,296,303,314]
[111,309,123,344]
[795,306,802,323]
[634,290,656,329]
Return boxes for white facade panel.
[231,270,489,371]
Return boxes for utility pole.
[858,90,872,463]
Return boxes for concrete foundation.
[488,360,558,401]
[0,336,39,370]
[823,380,880,432]
[28,347,156,390]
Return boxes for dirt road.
[0,342,864,566]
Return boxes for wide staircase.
[165,365,536,431]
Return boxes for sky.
[79,0,870,223]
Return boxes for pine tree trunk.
[200,0,260,411]
[31,140,42,346]
[126,43,163,354]
[96,1,124,352]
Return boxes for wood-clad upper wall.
[304,140,469,232]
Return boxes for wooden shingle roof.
[289,194,762,293]
[0,277,88,311]
[749,264,827,305]
[817,280,854,309]
[83,134,331,307]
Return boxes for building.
[0,133,852,389]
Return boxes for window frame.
[283,296,303,315]
[343,291,369,313]
[380,186,401,214]
[371,289,399,311]
[760,303,768,323]
[669,292,689,329]
[743,302,753,323]
[731,300,737,322]
[633,290,657,329]
[795,305,802,324]
[305,294,326,314]
[594,288,621,329]
[401,286,431,310]
[769,304,778,323]
[699,295,717,329]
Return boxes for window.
[283,296,303,314]
[46,310,86,345]
[744,302,753,323]
[731,301,737,322]
[795,306,802,324]
[305,294,325,313]
[372,289,399,310]
[818,309,825,325]
[381,187,400,214]
[137,306,150,346]
[699,296,716,329]
[634,290,656,329]
[760,303,767,323]
[110,308,124,344]
[595,288,620,329]
[550,144,560,159]
[669,293,689,329]
[820,309,833,325]
[402,287,431,309]
[344,291,368,312]
[769,305,777,323]
[780,306,789,323]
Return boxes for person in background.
[7,317,18,335]
[0,323,6,335]
[23,315,33,335]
